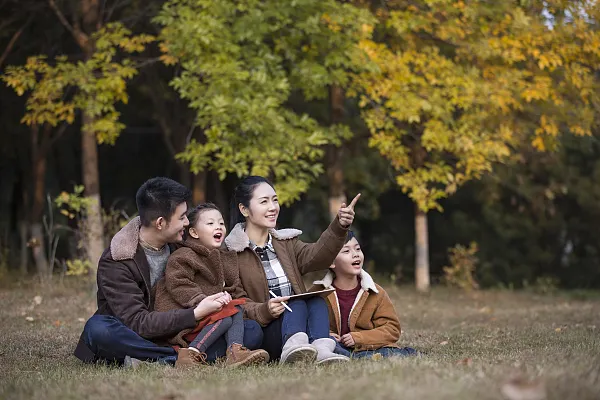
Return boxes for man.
[74,177,262,367]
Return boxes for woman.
[224,176,360,364]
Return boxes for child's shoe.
[225,343,269,367]
[279,332,318,364]
[312,338,350,364]
[175,347,208,369]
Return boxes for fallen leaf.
[439,340,449,345]
[371,353,384,361]
[456,357,473,366]
[33,295,42,305]
[78,318,85,322]
[501,376,547,400]
[554,328,561,332]
[53,320,62,327]
[479,306,493,314]
[25,316,34,322]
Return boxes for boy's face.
[331,237,364,276]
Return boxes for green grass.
[1,279,599,399]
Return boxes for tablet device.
[286,288,336,300]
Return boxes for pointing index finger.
[348,193,361,209]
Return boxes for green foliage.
[64,259,92,277]
[155,0,374,203]
[352,0,600,212]
[1,23,154,144]
[443,242,479,291]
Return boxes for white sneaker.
[279,332,317,364]
[312,338,350,364]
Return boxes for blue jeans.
[82,315,263,365]
[261,297,330,361]
[336,343,418,359]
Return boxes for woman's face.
[241,182,280,230]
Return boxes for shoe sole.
[279,347,318,364]
[316,356,350,365]
[227,350,270,368]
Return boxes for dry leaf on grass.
[439,340,449,345]
[25,316,34,322]
[501,377,547,400]
[33,295,42,305]
[456,357,473,366]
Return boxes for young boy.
[310,231,416,359]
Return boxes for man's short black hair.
[136,177,191,227]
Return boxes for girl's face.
[241,182,280,230]
[189,209,226,248]
[331,237,364,277]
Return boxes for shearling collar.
[225,222,302,253]
[313,269,379,293]
[110,217,142,261]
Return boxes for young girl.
[224,176,359,364]
[154,203,269,368]
[311,231,417,359]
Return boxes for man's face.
[159,202,189,242]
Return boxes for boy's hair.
[345,230,358,244]
[135,177,191,227]
[186,202,222,236]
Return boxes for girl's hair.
[186,202,222,237]
[229,176,275,230]
[345,230,358,244]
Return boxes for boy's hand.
[193,292,226,320]
[330,333,341,342]
[341,333,355,347]
[338,194,361,228]
[267,296,290,317]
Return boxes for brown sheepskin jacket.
[154,239,246,347]
[310,269,401,352]
[74,217,196,363]
[224,216,348,327]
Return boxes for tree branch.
[0,16,32,69]
[48,0,87,48]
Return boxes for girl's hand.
[338,194,361,228]
[193,292,226,320]
[267,296,290,317]
[217,291,232,305]
[340,333,355,347]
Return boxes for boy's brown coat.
[310,270,401,351]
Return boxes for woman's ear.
[188,227,199,239]
[238,203,249,218]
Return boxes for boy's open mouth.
[351,260,361,266]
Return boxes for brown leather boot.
[225,343,269,368]
[175,347,208,369]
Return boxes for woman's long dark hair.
[229,176,275,230]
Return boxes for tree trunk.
[19,221,28,276]
[81,113,105,274]
[30,223,49,283]
[192,171,207,204]
[415,206,430,292]
[327,85,346,220]
[30,124,49,282]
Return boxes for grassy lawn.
[1,278,599,400]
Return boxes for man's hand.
[340,333,355,347]
[338,194,361,228]
[267,296,290,317]
[193,292,227,320]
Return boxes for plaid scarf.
[250,235,293,297]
